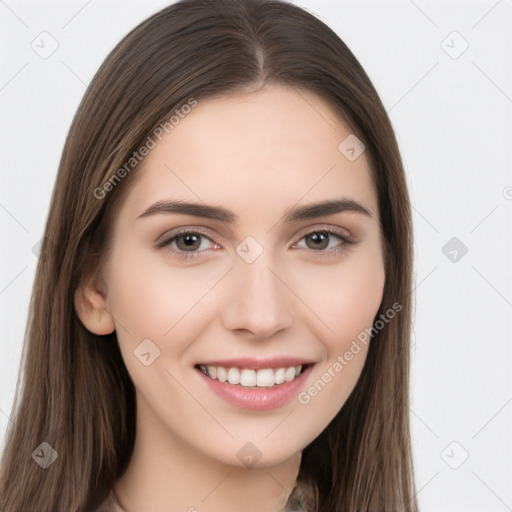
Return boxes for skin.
[75,83,385,512]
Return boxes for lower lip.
[196,365,314,411]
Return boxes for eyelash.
[157,227,355,261]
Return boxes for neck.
[114,393,302,512]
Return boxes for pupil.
[308,232,328,249]
[179,234,199,250]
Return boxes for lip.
[195,356,314,369]
[195,363,314,411]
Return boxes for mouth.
[194,363,314,388]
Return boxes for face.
[98,84,385,468]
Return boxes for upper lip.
[196,356,315,369]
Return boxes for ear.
[74,274,115,335]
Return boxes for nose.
[221,253,294,339]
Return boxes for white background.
[1,1,511,510]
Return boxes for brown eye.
[158,229,220,260]
[304,232,330,250]
[175,233,202,251]
[293,228,354,259]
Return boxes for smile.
[196,364,309,388]
[194,361,315,411]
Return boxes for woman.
[0,1,417,511]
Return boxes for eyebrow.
[136,198,372,223]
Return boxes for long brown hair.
[0,1,417,510]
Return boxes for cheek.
[292,247,384,416]
[294,246,385,347]
[105,244,228,344]
[334,252,385,339]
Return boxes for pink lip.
[196,356,314,369]
[195,364,314,411]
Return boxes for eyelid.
[156,223,356,259]
[294,223,353,240]
[157,223,352,243]
[155,225,222,246]
[290,226,354,255]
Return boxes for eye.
[157,229,220,260]
[293,228,354,257]
[157,226,354,261]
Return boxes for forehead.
[119,84,378,222]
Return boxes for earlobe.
[74,281,115,335]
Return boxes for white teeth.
[285,367,296,382]
[227,367,240,385]
[207,365,217,379]
[217,366,228,383]
[198,364,305,388]
[274,368,285,385]
[240,369,257,387]
[256,368,275,388]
